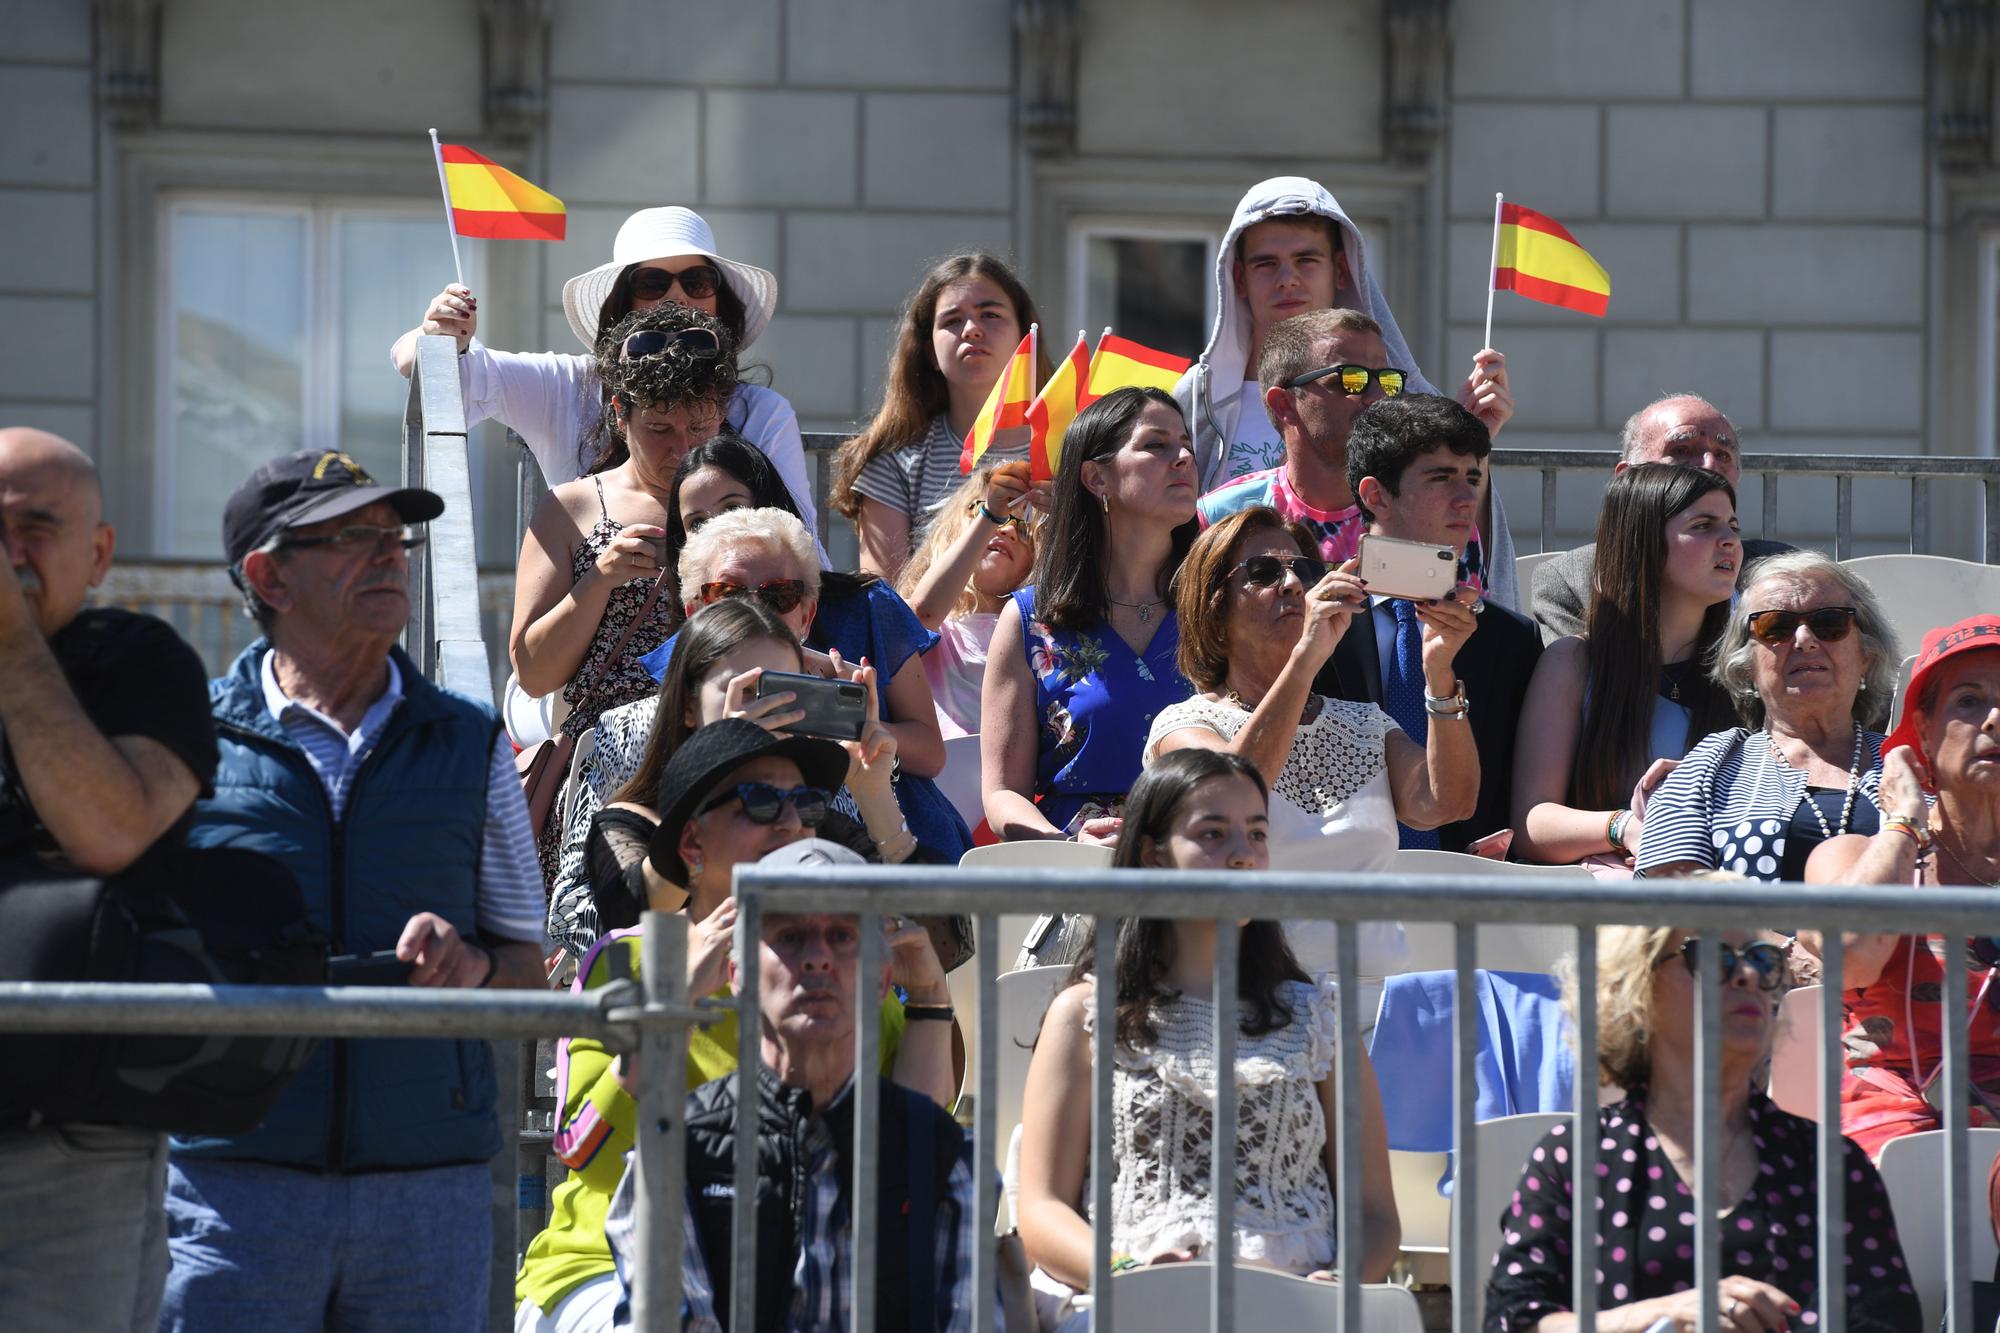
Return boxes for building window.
[156,198,486,558]
[1068,224,1216,362]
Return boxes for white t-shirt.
[1219,378,1284,483]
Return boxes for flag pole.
[427,128,466,290]
[1483,192,1504,351]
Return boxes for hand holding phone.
[1356,534,1458,602]
[752,669,867,741]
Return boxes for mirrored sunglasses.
[1745,606,1858,647]
[691,578,808,616]
[697,782,831,828]
[630,264,721,303]
[1283,363,1408,397]
[1233,554,1326,589]
[1653,938,1787,991]
[621,327,723,361]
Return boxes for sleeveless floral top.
[559,476,675,739]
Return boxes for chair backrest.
[958,842,1111,969]
[1841,554,2000,666]
[1452,1111,1571,1333]
[995,963,1070,1216]
[935,732,985,831]
[1388,1149,1453,1273]
[1392,851,1588,976]
[1767,984,1824,1121]
[1889,652,1918,731]
[1514,549,1565,595]
[1108,1261,1425,1331]
[1874,1126,2000,1330]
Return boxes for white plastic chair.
[994,964,1069,1226]
[959,841,1113,968]
[1391,850,1587,976]
[1514,549,1566,595]
[1452,1112,1570,1333]
[1389,1149,1453,1284]
[1108,1261,1425,1331]
[934,732,986,832]
[1841,554,2000,665]
[1889,652,1918,731]
[1767,984,1825,1121]
[1874,1126,2000,1330]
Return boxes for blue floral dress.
[1011,586,1193,833]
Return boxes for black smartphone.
[328,949,413,986]
[753,669,868,741]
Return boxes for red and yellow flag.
[438,144,567,241]
[1493,203,1609,317]
[1083,333,1192,407]
[1025,332,1090,481]
[959,327,1038,472]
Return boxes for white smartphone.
[1356,533,1459,601]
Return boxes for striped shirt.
[851,414,1029,550]
[260,652,545,942]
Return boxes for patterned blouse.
[558,476,676,740]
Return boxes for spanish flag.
[960,327,1038,472]
[1083,333,1192,406]
[1025,332,1090,481]
[1493,203,1609,317]
[438,144,567,241]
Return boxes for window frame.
[1064,217,1219,358]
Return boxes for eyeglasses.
[273,524,426,555]
[621,327,723,361]
[1745,606,1858,647]
[630,264,721,303]
[1652,938,1787,991]
[696,782,831,828]
[1282,363,1408,397]
[691,578,809,616]
[1233,554,1326,588]
[967,502,1032,539]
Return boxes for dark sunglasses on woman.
[630,264,721,303]
[691,578,809,616]
[1744,606,1858,647]
[1653,938,1787,991]
[1281,363,1408,397]
[1233,554,1327,588]
[621,327,722,361]
[696,782,831,827]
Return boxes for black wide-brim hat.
[224,449,445,567]
[646,717,850,883]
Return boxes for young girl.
[1016,749,1400,1309]
[1511,464,1743,868]
[895,463,1038,738]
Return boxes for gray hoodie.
[1173,176,1519,609]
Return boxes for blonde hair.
[894,465,1035,619]
[1559,925,1678,1093]
[676,506,820,605]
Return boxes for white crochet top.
[1080,976,1340,1273]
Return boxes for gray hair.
[1618,391,1725,464]
[677,506,819,601]
[1710,549,1899,730]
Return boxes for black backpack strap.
[905,1094,937,1333]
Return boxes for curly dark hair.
[582,305,741,474]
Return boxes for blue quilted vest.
[173,642,503,1172]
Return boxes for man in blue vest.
[161,450,548,1330]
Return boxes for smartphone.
[753,669,867,741]
[328,949,412,986]
[1356,533,1459,601]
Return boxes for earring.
[1858,679,1868,691]
[686,855,703,879]
[1100,492,1111,514]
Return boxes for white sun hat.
[560,206,778,352]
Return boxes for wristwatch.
[1423,682,1470,719]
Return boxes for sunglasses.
[697,782,831,828]
[273,523,427,555]
[1282,363,1408,397]
[691,578,809,616]
[1233,554,1327,588]
[1652,938,1787,991]
[621,327,723,361]
[968,502,1032,539]
[1745,606,1858,647]
[630,264,721,303]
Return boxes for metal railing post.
[852,907,884,1331]
[1944,940,1972,1331]
[1449,922,1477,1333]
[972,912,1000,1333]
[1693,935,1721,1332]
[730,892,763,1332]
[1209,919,1238,1333]
[632,911,691,1331]
[1570,929,1598,1329]
[1335,923,1363,1332]
[1091,918,1117,1329]
[1816,935,1846,1331]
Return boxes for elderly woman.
[1143,506,1478,992]
[1636,551,1899,881]
[1806,614,2000,1158]
[1484,924,1920,1332]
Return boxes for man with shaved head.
[1529,394,1795,641]
[0,427,219,1328]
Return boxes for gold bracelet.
[875,823,918,864]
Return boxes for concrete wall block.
[1690,0,1922,99]
[1447,324,1598,429]
[0,296,92,398]
[1600,329,1766,431]
[551,0,780,84]
[863,93,1011,211]
[537,205,781,318]
[783,212,1012,314]
[857,315,901,416]
[788,0,1011,89]
[0,0,91,61]
[1768,331,1921,433]
[757,314,859,423]
[1605,106,1766,220]
[1687,226,1923,325]
[1772,107,1924,220]
[1449,220,1680,325]
[1452,0,1683,99]
[547,86,700,204]
[705,90,857,207]
[0,66,91,186]
[0,188,92,293]
[1449,104,1599,219]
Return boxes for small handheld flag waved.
[1084,333,1191,407]
[960,326,1038,473]
[437,144,567,241]
[1025,332,1090,482]
[1492,202,1609,318]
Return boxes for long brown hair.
[1572,464,1738,808]
[829,253,1050,519]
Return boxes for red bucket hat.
[1882,614,2000,766]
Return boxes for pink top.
[924,612,997,739]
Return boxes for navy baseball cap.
[223,450,443,567]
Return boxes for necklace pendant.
[1139,603,1151,624]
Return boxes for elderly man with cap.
[0,427,217,1329]
[161,449,548,1330]
[600,833,989,1332]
